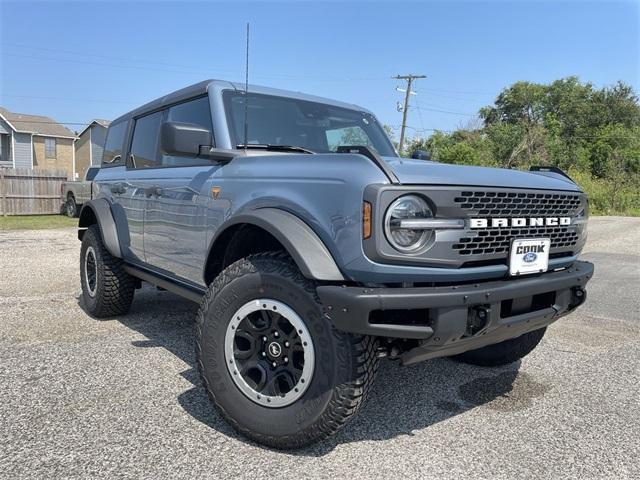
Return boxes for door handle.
[145,186,162,197]
[111,183,126,195]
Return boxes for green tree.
[409,77,640,215]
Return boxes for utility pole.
[394,74,426,154]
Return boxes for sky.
[0,0,638,140]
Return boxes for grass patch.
[0,215,78,230]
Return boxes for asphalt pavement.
[0,217,638,479]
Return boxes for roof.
[77,119,111,138]
[93,119,111,128]
[0,107,76,138]
[112,79,373,124]
[112,80,217,123]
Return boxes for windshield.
[223,90,396,156]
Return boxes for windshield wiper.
[236,144,315,154]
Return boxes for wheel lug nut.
[272,362,277,368]
[262,336,267,342]
[274,332,279,338]
[261,352,266,357]
[284,341,290,347]
[284,356,288,363]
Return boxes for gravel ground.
[0,216,638,479]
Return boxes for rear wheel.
[65,195,78,218]
[196,252,378,449]
[453,327,547,367]
[80,225,135,318]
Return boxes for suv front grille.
[452,226,579,256]
[454,191,582,217]
[450,189,585,257]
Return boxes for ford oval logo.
[523,252,538,263]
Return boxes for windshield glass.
[223,90,396,156]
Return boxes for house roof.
[0,107,77,138]
[77,119,111,138]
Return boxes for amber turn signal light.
[363,202,372,239]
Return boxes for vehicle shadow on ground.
[80,286,548,456]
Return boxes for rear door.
[141,96,219,284]
[94,119,148,263]
[123,111,164,262]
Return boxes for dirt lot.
[1,217,638,479]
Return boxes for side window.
[130,111,162,169]
[102,120,127,166]
[85,167,99,181]
[161,96,213,167]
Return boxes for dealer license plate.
[509,238,551,276]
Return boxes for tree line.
[401,77,640,216]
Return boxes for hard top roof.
[111,79,374,124]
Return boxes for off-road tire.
[453,327,547,367]
[195,252,378,449]
[66,195,78,218]
[80,224,135,318]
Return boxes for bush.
[568,169,640,216]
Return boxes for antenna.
[243,22,250,152]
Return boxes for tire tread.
[81,225,134,317]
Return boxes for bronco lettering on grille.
[470,217,571,229]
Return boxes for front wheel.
[453,327,547,367]
[196,252,378,449]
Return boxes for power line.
[2,42,227,71]
[419,90,493,103]
[412,104,477,117]
[421,87,495,96]
[1,46,388,83]
[0,94,135,104]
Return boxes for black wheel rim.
[224,299,315,408]
[84,247,97,297]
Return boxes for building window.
[45,138,57,159]
[0,134,11,164]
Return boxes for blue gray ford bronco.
[78,80,593,448]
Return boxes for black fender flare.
[207,208,345,281]
[78,198,122,259]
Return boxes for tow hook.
[571,287,586,308]
[466,306,490,336]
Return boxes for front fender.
[207,208,345,281]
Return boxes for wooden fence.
[0,168,68,216]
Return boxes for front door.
[133,95,217,284]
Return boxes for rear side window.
[102,120,127,166]
[85,167,99,181]
[129,112,162,169]
[161,96,213,167]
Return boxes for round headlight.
[384,195,433,253]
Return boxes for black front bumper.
[317,261,594,364]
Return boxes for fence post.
[0,168,6,217]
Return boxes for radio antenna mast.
[243,22,250,152]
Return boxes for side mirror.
[160,121,212,157]
[411,150,431,160]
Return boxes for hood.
[383,157,581,192]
